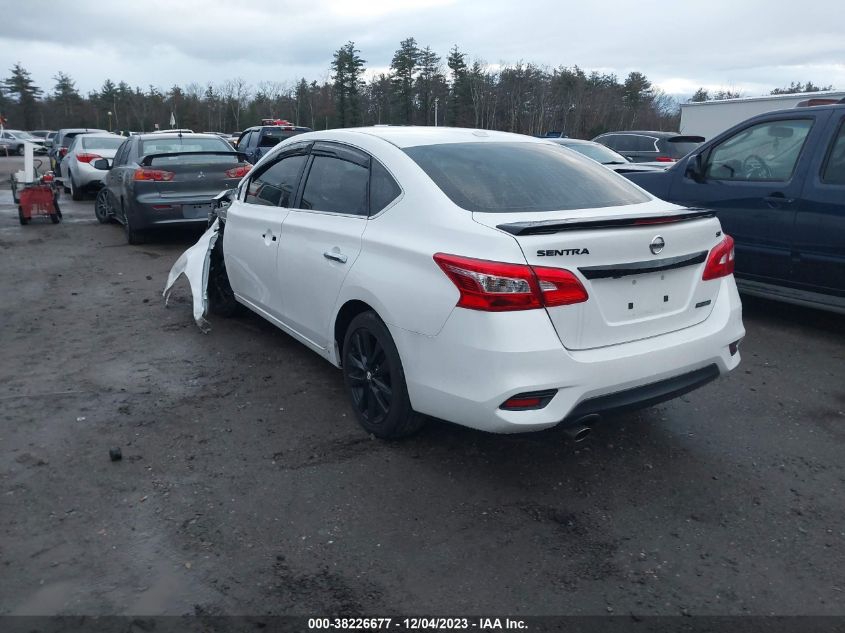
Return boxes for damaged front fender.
[163,218,220,333]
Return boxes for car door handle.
[261,232,277,242]
[323,251,348,263]
[763,194,794,207]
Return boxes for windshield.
[557,141,629,164]
[81,137,125,150]
[404,142,650,213]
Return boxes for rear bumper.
[128,195,215,230]
[391,277,744,433]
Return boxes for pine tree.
[3,63,43,128]
[331,41,366,127]
[390,38,420,124]
[416,46,442,125]
[52,72,81,119]
[446,45,470,127]
[689,88,710,102]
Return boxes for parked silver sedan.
[59,133,126,200]
[0,129,47,155]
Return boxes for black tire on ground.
[18,206,29,225]
[94,189,111,224]
[207,237,242,317]
[70,175,83,201]
[53,198,62,219]
[342,311,426,439]
[50,212,60,224]
[16,145,24,156]
[123,209,145,245]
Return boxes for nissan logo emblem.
[650,235,665,255]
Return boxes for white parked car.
[168,127,745,440]
[0,129,47,155]
[60,133,126,200]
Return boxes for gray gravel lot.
[0,165,843,617]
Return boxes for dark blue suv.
[625,102,845,314]
[236,124,312,164]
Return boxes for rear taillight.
[533,265,590,307]
[433,253,588,312]
[59,147,68,156]
[75,153,101,164]
[225,164,252,178]
[702,235,735,280]
[655,156,675,162]
[133,168,175,181]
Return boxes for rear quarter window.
[404,142,650,213]
[822,120,845,184]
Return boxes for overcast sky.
[2,0,843,99]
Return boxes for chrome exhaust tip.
[563,414,601,442]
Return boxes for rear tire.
[16,145,24,156]
[70,175,83,201]
[18,206,29,225]
[124,210,145,245]
[94,189,111,224]
[342,311,425,439]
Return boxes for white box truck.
[680,90,845,140]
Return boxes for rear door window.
[821,120,845,184]
[300,148,370,216]
[706,119,813,181]
[404,142,650,213]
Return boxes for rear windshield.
[665,140,701,159]
[557,141,629,164]
[259,129,306,147]
[141,137,231,155]
[141,137,235,165]
[81,137,124,150]
[404,142,650,213]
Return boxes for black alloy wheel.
[342,311,425,438]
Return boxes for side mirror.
[684,154,706,183]
[92,158,110,170]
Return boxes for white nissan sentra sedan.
[172,126,745,439]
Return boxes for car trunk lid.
[140,151,248,198]
[474,204,726,350]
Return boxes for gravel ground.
[1,173,843,617]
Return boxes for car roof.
[596,131,681,138]
[134,132,227,141]
[75,133,124,139]
[309,126,549,149]
[550,138,595,145]
[58,128,107,134]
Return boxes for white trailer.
[680,90,845,141]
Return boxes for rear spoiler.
[668,135,705,144]
[141,151,247,166]
[496,208,716,236]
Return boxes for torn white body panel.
[163,219,219,332]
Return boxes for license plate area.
[183,203,212,219]
[591,267,692,323]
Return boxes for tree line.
[0,40,835,138]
